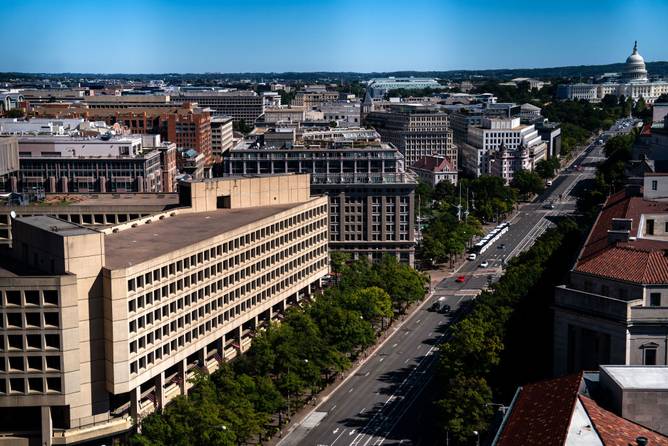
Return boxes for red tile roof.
[579,395,668,446]
[576,247,668,284]
[495,374,582,446]
[576,191,668,284]
[411,155,455,173]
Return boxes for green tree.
[345,286,394,328]
[436,375,494,444]
[510,170,545,198]
[534,157,561,179]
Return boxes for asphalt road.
[277,121,630,446]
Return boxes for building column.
[154,372,165,410]
[177,358,186,395]
[10,176,18,192]
[137,176,144,192]
[41,406,52,446]
[99,176,106,193]
[130,386,140,421]
[48,176,56,193]
[61,177,68,193]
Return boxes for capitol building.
[557,41,668,103]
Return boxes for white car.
[479,261,489,268]
[467,253,477,261]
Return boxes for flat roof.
[602,365,668,389]
[17,215,98,237]
[104,202,312,269]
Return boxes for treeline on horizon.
[2,61,668,83]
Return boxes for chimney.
[608,229,630,244]
[637,437,648,446]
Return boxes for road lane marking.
[331,429,346,446]
[349,387,354,393]
[392,343,398,348]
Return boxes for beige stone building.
[0,174,328,445]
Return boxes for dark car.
[438,304,452,314]
[498,244,506,249]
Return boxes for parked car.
[467,253,477,260]
[543,202,555,209]
[546,180,553,186]
[479,261,489,268]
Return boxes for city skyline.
[1,0,667,74]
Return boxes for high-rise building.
[225,133,417,264]
[0,174,328,445]
[364,104,457,167]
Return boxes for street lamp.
[473,430,480,446]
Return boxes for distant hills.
[2,61,668,83]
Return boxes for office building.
[164,105,212,165]
[225,136,417,265]
[210,116,234,161]
[3,135,167,194]
[557,42,668,103]
[319,102,362,127]
[554,181,668,375]
[535,121,562,158]
[0,174,328,445]
[461,116,547,181]
[0,137,19,179]
[366,77,444,99]
[493,367,668,445]
[291,89,339,110]
[365,104,457,167]
[173,91,264,124]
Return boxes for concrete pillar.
[41,406,52,446]
[48,176,56,193]
[130,386,140,421]
[137,176,144,192]
[60,177,68,193]
[9,176,17,193]
[154,372,165,410]
[99,176,106,193]
[177,359,186,395]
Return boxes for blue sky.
[1,0,667,73]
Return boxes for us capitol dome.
[622,40,649,83]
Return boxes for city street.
[276,123,626,446]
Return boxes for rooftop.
[104,202,311,269]
[575,191,668,284]
[601,365,668,390]
[16,215,98,237]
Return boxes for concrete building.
[518,103,542,123]
[535,120,563,159]
[261,107,305,125]
[366,77,444,99]
[557,42,668,103]
[493,367,668,445]
[291,90,339,110]
[0,92,25,113]
[173,91,264,124]
[210,116,234,161]
[365,104,457,167]
[0,137,19,179]
[319,102,362,127]
[0,174,328,445]
[225,137,417,265]
[461,116,547,180]
[554,185,668,376]
[410,155,457,186]
[4,135,167,194]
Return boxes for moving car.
[546,180,553,186]
[543,202,555,209]
[498,243,506,249]
[455,275,466,283]
[467,253,477,260]
[479,261,489,268]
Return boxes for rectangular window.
[652,180,658,191]
[647,219,655,236]
[644,348,657,366]
[650,292,661,307]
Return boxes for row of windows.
[0,290,59,308]
[128,233,327,333]
[1,311,60,330]
[0,354,61,373]
[0,376,62,395]
[1,332,60,352]
[128,207,327,292]
[129,247,326,356]
[129,257,327,375]
[127,223,327,316]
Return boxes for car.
[467,253,477,260]
[546,180,553,186]
[498,243,506,249]
[543,202,555,209]
[455,275,466,283]
[438,303,452,315]
[479,261,489,268]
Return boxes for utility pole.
[457,181,462,221]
